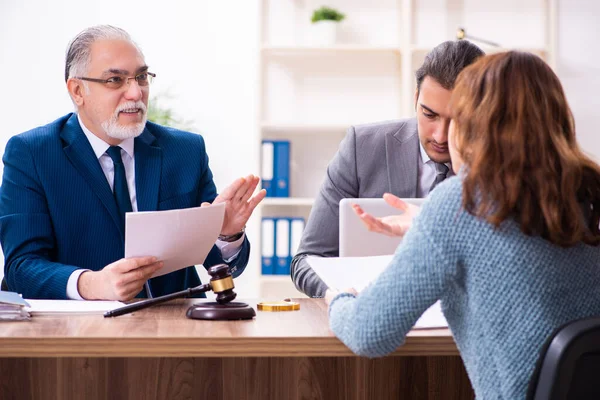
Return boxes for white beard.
[101,101,147,140]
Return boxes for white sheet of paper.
[306,255,447,329]
[25,300,125,315]
[306,255,394,292]
[125,203,225,278]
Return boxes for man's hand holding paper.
[78,256,164,301]
[125,203,227,278]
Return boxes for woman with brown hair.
[326,51,600,399]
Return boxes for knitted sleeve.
[328,187,460,357]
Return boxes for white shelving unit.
[262,197,315,207]
[256,0,556,299]
[262,45,403,54]
[261,123,351,135]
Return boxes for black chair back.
[528,316,600,400]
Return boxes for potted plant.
[309,6,345,46]
[147,94,194,131]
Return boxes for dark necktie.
[429,162,449,193]
[106,146,132,231]
[106,146,153,298]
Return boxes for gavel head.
[207,264,237,304]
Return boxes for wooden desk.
[0,299,473,399]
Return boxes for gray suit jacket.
[291,118,422,297]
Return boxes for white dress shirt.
[66,116,244,299]
[416,142,452,198]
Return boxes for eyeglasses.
[76,72,156,90]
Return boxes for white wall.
[0,0,261,296]
[556,0,600,161]
[0,0,599,296]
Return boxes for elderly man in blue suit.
[0,25,266,300]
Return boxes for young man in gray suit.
[291,40,484,298]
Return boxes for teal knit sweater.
[329,176,600,399]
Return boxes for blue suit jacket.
[0,113,250,299]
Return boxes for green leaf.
[147,94,195,131]
[311,6,345,23]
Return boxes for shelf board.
[262,45,401,56]
[411,45,549,57]
[261,123,349,134]
[260,275,293,282]
[262,197,314,206]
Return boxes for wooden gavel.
[104,263,237,318]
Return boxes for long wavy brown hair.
[449,51,600,247]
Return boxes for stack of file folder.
[261,140,290,197]
[0,291,31,321]
[262,217,305,275]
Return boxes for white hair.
[65,25,144,109]
[65,25,142,82]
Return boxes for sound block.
[186,302,256,320]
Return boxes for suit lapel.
[134,129,161,212]
[385,118,419,198]
[61,114,123,235]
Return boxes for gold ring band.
[257,301,300,312]
[211,276,234,293]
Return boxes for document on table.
[306,255,447,329]
[25,300,125,315]
[125,203,226,278]
[0,291,31,321]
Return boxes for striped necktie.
[106,146,153,298]
[429,162,449,193]
[106,146,133,231]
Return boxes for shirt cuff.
[215,233,245,262]
[66,269,91,300]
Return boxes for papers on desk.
[307,255,394,292]
[0,295,125,317]
[414,301,446,329]
[125,203,226,278]
[25,300,125,315]
[0,291,31,321]
[306,255,448,329]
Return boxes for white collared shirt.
[66,116,243,299]
[417,142,452,198]
[80,116,138,211]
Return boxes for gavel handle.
[104,283,213,318]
